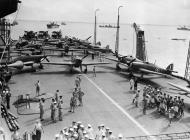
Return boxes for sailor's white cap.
[55,134,59,138]
[69,128,74,131]
[88,124,92,128]
[84,135,89,138]
[106,127,110,130]
[77,121,82,124]
[74,125,78,129]
[80,125,84,128]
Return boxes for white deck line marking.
[83,75,156,139]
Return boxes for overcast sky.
[9,0,190,25]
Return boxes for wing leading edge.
[168,82,190,94]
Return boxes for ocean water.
[11,20,190,76]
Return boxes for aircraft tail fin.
[166,63,178,73]
[166,63,173,71]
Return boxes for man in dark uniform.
[35,80,40,96]
[50,98,55,121]
[134,77,138,91]
[39,98,45,121]
[5,90,11,109]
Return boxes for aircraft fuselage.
[130,62,171,74]
[12,55,45,63]
[72,59,82,67]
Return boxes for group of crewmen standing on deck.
[129,75,185,127]
[141,85,185,126]
[49,90,64,122]
[37,75,85,122]
[69,75,85,113]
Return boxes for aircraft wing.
[82,62,109,66]
[168,82,190,93]
[119,62,129,67]
[43,48,83,52]
[23,61,34,66]
[104,57,129,67]
[138,68,169,76]
[41,62,73,66]
[104,57,119,62]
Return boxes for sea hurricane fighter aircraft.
[106,53,177,78]
[105,39,177,78]
[42,54,109,73]
[1,55,49,70]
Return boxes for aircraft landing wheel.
[116,63,121,71]
[39,65,43,69]
[69,68,73,73]
[32,69,36,72]
[84,67,87,73]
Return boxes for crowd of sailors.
[1,72,187,140]
[131,77,185,126]
[54,121,123,140]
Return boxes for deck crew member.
[78,88,84,106]
[168,107,175,126]
[5,90,11,109]
[118,134,123,140]
[55,90,59,102]
[11,130,20,140]
[58,96,63,121]
[133,89,140,107]
[142,96,147,115]
[52,101,57,122]
[129,77,134,90]
[39,98,45,121]
[95,126,102,140]
[134,78,138,91]
[93,66,96,77]
[108,131,115,140]
[73,88,78,105]
[34,120,44,140]
[35,80,40,96]
[50,98,56,122]
[69,96,76,113]
[75,76,80,88]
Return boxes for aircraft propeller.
[81,54,89,60]
[127,58,136,66]
[41,55,50,62]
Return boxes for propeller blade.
[45,56,50,62]
[86,36,92,40]
[127,58,136,66]
[81,54,88,60]
[80,65,83,72]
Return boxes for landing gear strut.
[116,63,121,71]
[39,64,43,69]
[84,66,87,73]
